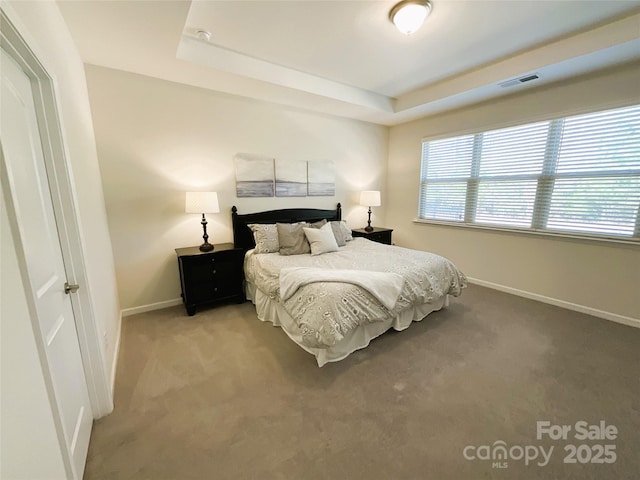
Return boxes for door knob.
[64,282,80,294]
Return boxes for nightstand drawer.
[176,243,244,315]
[351,227,393,245]
[365,231,391,244]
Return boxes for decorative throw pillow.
[339,220,353,241]
[248,224,279,254]
[277,222,310,255]
[303,222,339,256]
[329,221,346,247]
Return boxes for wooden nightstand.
[351,227,393,245]
[175,243,244,316]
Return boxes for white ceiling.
[58,0,640,126]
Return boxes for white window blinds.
[418,104,640,241]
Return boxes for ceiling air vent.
[499,73,540,88]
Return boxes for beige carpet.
[84,285,640,479]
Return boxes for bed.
[232,203,467,366]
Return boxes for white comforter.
[280,267,405,310]
[244,238,466,349]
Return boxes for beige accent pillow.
[277,222,310,255]
[303,222,339,256]
[309,219,327,229]
[248,224,279,254]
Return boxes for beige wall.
[387,63,640,322]
[85,66,389,310]
[84,58,639,321]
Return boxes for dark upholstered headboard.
[231,203,342,251]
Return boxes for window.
[418,104,640,241]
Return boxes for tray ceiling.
[58,0,640,125]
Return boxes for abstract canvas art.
[307,160,335,196]
[276,160,307,197]
[235,154,275,197]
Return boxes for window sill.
[412,219,640,247]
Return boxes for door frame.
[0,6,113,419]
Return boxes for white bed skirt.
[245,281,449,367]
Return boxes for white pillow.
[303,222,339,256]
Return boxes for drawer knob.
[212,269,217,274]
[210,258,215,262]
[214,287,218,292]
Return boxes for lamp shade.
[185,192,220,214]
[389,0,432,35]
[360,190,381,207]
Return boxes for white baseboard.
[110,311,122,394]
[467,277,640,329]
[121,298,183,317]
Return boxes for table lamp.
[360,190,381,232]
[185,192,220,251]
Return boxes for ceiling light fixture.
[389,0,432,35]
[196,29,212,42]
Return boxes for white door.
[1,48,92,478]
